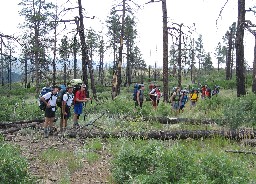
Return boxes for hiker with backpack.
[149,85,158,110]
[179,90,188,113]
[40,86,59,138]
[135,84,145,110]
[60,85,74,134]
[73,84,91,128]
[201,85,206,99]
[190,89,198,108]
[156,88,161,106]
[205,86,211,98]
[170,87,180,116]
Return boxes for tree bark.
[177,24,182,88]
[116,0,126,95]
[226,32,232,80]
[77,0,89,87]
[252,36,256,93]
[236,0,246,97]
[89,49,97,98]
[73,36,78,79]
[162,0,169,102]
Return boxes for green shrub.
[111,140,254,184]
[0,96,43,121]
[222,94,256,128]
[0,142,34,183]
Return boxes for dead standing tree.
[145,0,169,102]
[77,0,89,88]
[236,0,246,97]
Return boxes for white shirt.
[63,93,74,107]
[42,92,58,106]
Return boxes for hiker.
[170,87,180,116]
[156,88,161,106]
[149,85,158,110]
[73,84,91,128]
[60,85,74,134]
[201,85,206,99]
[40,86,59,138]
[179,90,188,113]
[190,89,198,108]
[212,85,219,96]
[205,86,211,98]
[135,84,144,110]
[133,83,139,101]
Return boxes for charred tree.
[116,0,126,95]
[162,0,169,102]
[235,0,246,97]
[77,1,89,87]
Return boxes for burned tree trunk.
[67,129,256,141]
[226,32,232,80]
[116,0,126,95]
[235,0,246,97]
[77,0,89,87]
[252,36,256,93]
[162,0,169,102]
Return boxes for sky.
[0,0,255,69]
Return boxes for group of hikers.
[133,83,220,115]
[39,83,91,138]
[39,81,219,138]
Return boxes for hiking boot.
[48,127,54,136]
[73,123,80,128]
[44,128,49,138]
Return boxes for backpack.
[190,92,198,102]
[172,92,180,101]
[133,84,139,101]
[205,88,211,97]
[38,87,52,111]
[73,85,81,104]
[56,89,67,108]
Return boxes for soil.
[6,128,113,184]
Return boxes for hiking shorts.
[45,106,56,118]
[191,101,196,107]
[180,104,185,110]
[61,106,71,119]
[172,102,179,110]
[74,103,83,115]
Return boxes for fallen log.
[0,119,45,128]
[0,121,42,134]
[67,129,256,140]
[225,150,256,155]
[142,117,217,125]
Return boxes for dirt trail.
[7,131,112,184]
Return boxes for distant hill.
[1,72,22,83]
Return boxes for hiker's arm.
[40,96,50,107]
[137,91,140,103]
[62,101,66,115]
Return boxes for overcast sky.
[0,0,255,68]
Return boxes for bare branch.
[216,0,229,27]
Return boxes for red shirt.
[74,90,86,103]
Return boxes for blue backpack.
[38,87,52,111]
[133,84,139,101]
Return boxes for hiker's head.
[138,84,144,90]
[52,86,59,94]
[81,84,86,91]
[67,84,73,93]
